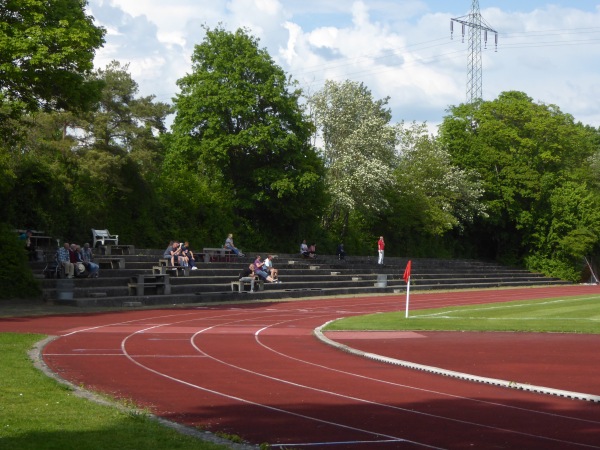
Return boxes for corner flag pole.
[403,260,412,318]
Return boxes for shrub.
[0,223,41,299]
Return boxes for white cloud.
[86,0,600,130]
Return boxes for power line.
[501,37,600,49]
[502,26,600,38]
[147,25,600,105]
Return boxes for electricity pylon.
[451,1,498,105]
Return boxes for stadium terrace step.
[32,250,572,307]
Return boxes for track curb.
[314,322,600,403]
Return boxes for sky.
[85,1,600,133]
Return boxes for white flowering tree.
[309,80,397,238]
[392,122,486,240]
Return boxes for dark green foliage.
[0,0,105,142]
[439,91,600,279]
[0,223,41,299]
[1,61,172,247]
[2,0,599,280]
[169,26,326,251]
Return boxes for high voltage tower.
[451,1,498,105]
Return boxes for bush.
[0,223,41,299]
[524,253,581,283]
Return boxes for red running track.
[1,285,600,449]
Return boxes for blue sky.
[86,1,600,131]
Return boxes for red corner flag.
[403,260,412,283]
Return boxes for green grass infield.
[0,333,234,450]
[324,294,600,334]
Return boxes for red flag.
[403,260,412,283]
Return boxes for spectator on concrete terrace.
[264,255,280,282]
[238,263,256,293]
[253,255,276,283]
[224,233,245,257]
[57,242,75,278]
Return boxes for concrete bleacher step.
[38,250,572,307]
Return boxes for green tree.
[309,80,397,240]
[0,0,105,127]
[383,121,485,256]
[526,182,600,281]
[76,61,171,178]
[439,91,599,277]
[2,62,171,246]
[0,0,105,238]
[68,61,171,244]
[0,223,41,299]
[169,26,325,250]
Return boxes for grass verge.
[0,333,233,450]
[324,294,600,333]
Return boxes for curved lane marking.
[314,320,600,403]
[194,315,600,448]
[118,315,441,449]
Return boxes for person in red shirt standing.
[377,236,385,265]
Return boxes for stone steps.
[35,250,571,307]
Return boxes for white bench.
[92,228,119,247]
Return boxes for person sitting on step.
[253,255,275,283]
[300,239,310,258]
[181,241,197,270]
[263,255,280,283]
[224,233,245,257]
[57,242,75,279]
[238,263,257,292]
[80,243,100,278]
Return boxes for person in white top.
[300,240,309,258]
[263,255,279,282]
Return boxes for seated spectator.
[163,241,174,261]
[57,242,75,279]
[308,243,317,258]
[253,255,275,282]
[80,243,100,278]
[70,243,87,277]
[337,243,346,261]
[263,255,280,282]
[181,241,197,270]
[174,241,189,267]
[300,239,310,258]
[19,230,36,261]
[238,263,256,293]
[164,241,186,266]
[224,233,245,257]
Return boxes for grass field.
[0,333,235,450]
[324,294,600,334]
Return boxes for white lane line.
[314,321,600,403]
[119,320,444,450]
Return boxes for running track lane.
[1,285,600,449]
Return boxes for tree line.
[2,2,600,300]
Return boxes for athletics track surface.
[1,285,600,449]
